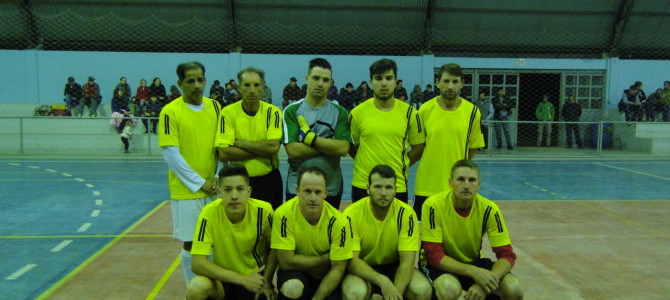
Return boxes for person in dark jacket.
[149,77,167,104]
[337,82,357,112]
[562,95,583,148]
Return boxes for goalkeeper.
[282,58,352,210]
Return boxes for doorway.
[517,73,561,147]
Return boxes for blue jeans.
[494,119,512,148]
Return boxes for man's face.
[498,89,505,96]
[397,81,403,88]
[370,69,396,101]
[140,80,146,87]
[218,175,251,216]
[479,93,486,101]
[347,86,353,92]
[289,81,296,87]
[178,68,206,103]
[569,96,575,103]
[367,173,396,210]
[306,67,332,101]
[665,82,670,89]
[120,78,127,84]
[628,88,638,95]
[296,172,327,215]
[437,72,464,101]
[427,86,433,92]
[239,72,264,103]
[449,167,480,204]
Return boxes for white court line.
[92,191,101,196]
[50,240,73,252]
[8,163,20,166]
[61,173,72,177]
[28,166,40,169]
[77,223,92,232]
[86,184,95,188]
[6,264,37,280]
[91,210,100,217]
[46,169,57,173]
[95,199,103,205]
[513,246,584,299]
[74,178,85,182]
[594,163,670,181]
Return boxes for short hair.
[237,67,265,84]
[345,82,354,88]
[634,81,642,88]
[369,58,397,79]
[68,77,75,82]
[176,61,206,81]
[665,80,670,85]
[368,165,396,186]
[437,63,464,81]
[426,84,432,88]
[218,163,250,185]
[308,58,332,74]
[214,80,220,85]
[397,79,403,84]
[120,77,126,81]
[297,166,326,188]
[450,159,480,179]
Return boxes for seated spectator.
[621,85,642,122]
[328,79,339,100]
[209,80,225,106]
[149,77,167,104]
[113,77,132,103]
[223,82,240,104]
[167,85,181,102]
[410,84,423,108]
[63,76,82,112]
[141,95,163,134]
[662,81,670,122]
[646,88,663,122]
[338,82,357,112]
[111,89,130,115]
[128,97,142,117]
[394,79,408,102]
[136,79,150,102]
[424,84,436,102]
[261,80,272,104]
[356,81,374,105]
[81,76,102,117]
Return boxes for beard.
[374,91,393,101]
[442,91,459,101]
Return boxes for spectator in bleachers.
[621,85,643,122]
[410,84,423,109]
[149,77,167,104]
[646,88,663,122]
[142,95,163,134]
[113,77,132,104]
[111,89,130,115]
[492,89,514,150]
[209,80,225,106]
[81,76,101,117]
[136,79,150,103]
[282,76,302,109]
[423,84,436,103]
[167,85,181,103]
[535,94,555,147]
[562,95,583,148]
[224,82,241,104]
[356,81,373,105]
[338,82,357,112]
[261,80,272,104]
[394,79,408,102]
[328,79,339,100]
[63,76,82,112]
[475,91,494,151]
[662,81,670,122]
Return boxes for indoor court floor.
[1,157,668,300]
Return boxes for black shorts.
[426,258,500,300]
[286,193,342,210]
[250,168,283,209]
[276,269,340,300]
[219,281,258,300]
[351,186,408,203]
[369,262,400,295]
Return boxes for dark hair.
[368,165,396,186]
[237,67,265,84]
[426,84,432,88]
[152,77,162,85]
[120,77,126,81]
[397,79,403,84]
[308,58,332,74]
[634,81,642,88]
[218,163,250,185]
[369,58,397,79]
[450,159,480,178]
[437,63,464,81]
[214,80,220,85]
[360,81,367,86]
[345,82,354,88]
[68,77,75,82]
[297,166,326,188]
[176,62,206,81]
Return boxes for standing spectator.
[271,166,352,300]
[474,91,494,151]
[282,77,302,109]
[209,80,225,106]
[142,95,163,134]
[337,82,357,112]
[150,77,167,104]
[217,67,284,209]
[646,88,663,122]
[394,80,408,102]
[136,79,150,103]
[167,84,181,103]
[261,80,272,104]
[63,76,82,112]
[113,77,132,103]
[620,85,642,122]
[81,76,102,117]
[491,89,514,150]
[283,58,351,210]
[356,81,374,106]
[348,58,425,203]
[158,61,221,284]
[536,94,555,147]
[119,119,135,154]
[414,63,484,221]
[410,84,423,109]
[562,95,583,148]
[423,84,436,103]
[327,79,339,100]
[422,160,524,300]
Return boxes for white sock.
[181,249,195,286]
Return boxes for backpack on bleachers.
[33,104,53,116]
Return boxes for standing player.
[283,58,351,210]
[342,165,432,300]
[187,164,276,300]
[421,160,523,300]
[348,58,425,203]
[217,67,284,209]
[414,63,484,220]
[158,61,221,283]
[271,166,352,300]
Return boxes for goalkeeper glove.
[297,115,317,146]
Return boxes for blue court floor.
[1,157,669,299]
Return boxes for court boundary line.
[35,200,168,300]
[145,255,181,300]
[0,234,171,239]
[593,162,670,181]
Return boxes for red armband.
[492,244,517,268]
[422,241,446,268]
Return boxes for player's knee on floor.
[498,274,524,300]
[433,274,461,300]
[341,274,370,300]
[407,271,433,299]
[280,279,305,299]
[186,276,214,300]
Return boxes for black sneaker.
[507,146,514,150]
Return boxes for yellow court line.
[0,234,171,239]
[35,200,169,300]
[145,255,182,300]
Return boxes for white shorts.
[171,196,216,241]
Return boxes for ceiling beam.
[607,0,636,57]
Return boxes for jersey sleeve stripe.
[327,217,336,245]
[482,206,492,235]
[251,207,263,267]
[274,111,280,128]
[347,216,354,238]
[429,207,436,229]
[464,106,478,158]
[400,106,414,183]
[494,212,504,233]
[219,116,225,134]
[408,214,414,237]
[397,207,405,233]
[340,227,346,247]
[163,114,170,135]
[197,218,207,242]
[281,216,288,238]
[266,107,272,129]
[415,114,422,133]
